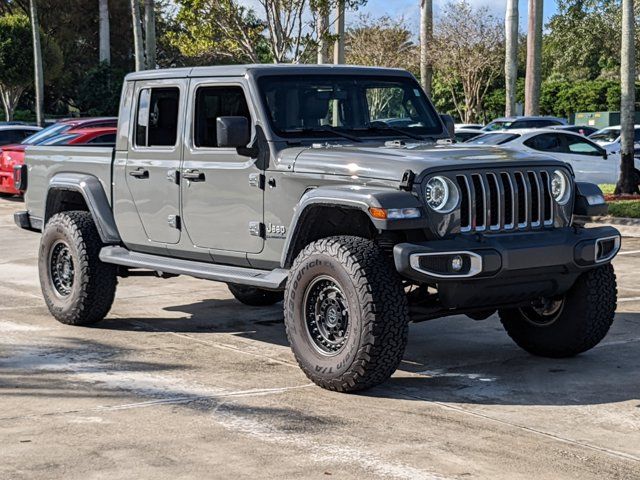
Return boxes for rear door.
[180,79,264,254]
[125,80,187,244]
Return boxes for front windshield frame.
[256,74,444,141]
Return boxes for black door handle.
[129,168,149,179]
[183,170,206,182]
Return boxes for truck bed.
[24,145,115,221]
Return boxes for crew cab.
[15,65,620,392]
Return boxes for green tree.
[75,62,125,116]
[0,13,62,120]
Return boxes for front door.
[181,81,264,254]
[125,80,187,244]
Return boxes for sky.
[354,0,559,32]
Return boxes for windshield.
[589,128,620,143]
[257,75,443,140]
[482,121,513,132]
[21,123,71,145]
[465,133,520,145]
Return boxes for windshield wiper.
[302,125,363,143]
[365,124,426,141]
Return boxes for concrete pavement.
[1,196,639,480]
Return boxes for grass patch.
[607,200,640,218]
[599,184,616,195]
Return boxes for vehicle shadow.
[96,298,640,407]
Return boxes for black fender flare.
[280,185,424,267]
[45,173,121,244]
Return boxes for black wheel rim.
[520,297,565,327]
[303,275,350,355]
[49,240,75,297]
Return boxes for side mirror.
[440,114,455,139]
[217,116,250,148]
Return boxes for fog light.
[451,255,464,272]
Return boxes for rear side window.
[88,134,116,144]
[194,86,250,148]
[135,87,180,147]
[523,133,564,152]
[0,129,31,145]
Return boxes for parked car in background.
[454,123,483,130]
[40,127,117,146]
[463,128,639,184]
[482,116,567,132]
[550,125,599,137]
[0,125,41,147]
[453,127,483,143]
[0,118,117,197]
[588,125,640,156]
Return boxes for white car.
[462,128,640,185]
[588,125,640,156]
[0,125,41,147]
[454,123,483,130]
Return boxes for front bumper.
[394,226,620,309]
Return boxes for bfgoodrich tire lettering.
[39,211,117,326]
[284,236,409,392]
[499,264,617,357]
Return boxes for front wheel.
[284,236,409,392]
[39,211,117,326]
[499,264,617,357]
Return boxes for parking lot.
[0,196,639,480]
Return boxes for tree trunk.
[333,0,345,65]
[144,0,156,69]
[130,0,145,71]
[616,0,638,194]
[99,0,110,64]
[0,87,25,122]
[420,0,433,97]
[504,0,518,116]
[29,0,44,127]
[524,0,542,116]
[317,6,329,64]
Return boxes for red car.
[41,127,117,146]
[0,117,116,197]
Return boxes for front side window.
[135,87,180,147]
[258,75,442,139]
[194,86,251,148]
[590,128,620,143]
[564,135,602,156]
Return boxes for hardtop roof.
[125,64,412,82]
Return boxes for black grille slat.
[454,168,563,234]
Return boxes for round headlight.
[551,170,570,205]
[425,176,459,213]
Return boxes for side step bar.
[99,246,288,290]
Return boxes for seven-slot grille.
[455,169,557,233]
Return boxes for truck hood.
[290,142,561,182]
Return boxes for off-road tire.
[499,264,617,357]
[39,211,117,326]
[228,283,284,306]
[284,236,409,392]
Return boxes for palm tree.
[420,0,433,97]
[524,0,542,116]
[504,0,518,116]
[144,0,156,69]
[616,0,638,194]
[29,0,44,126]
[130,0,145,71]
[316,4,330,64]
[333,0,345,65]
[99,0,110,64]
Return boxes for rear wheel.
[39,211,117,325]
[284,236,409,392]
[227,283,283,306]
[499,264,617,357]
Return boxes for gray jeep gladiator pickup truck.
[15,65,620,392]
